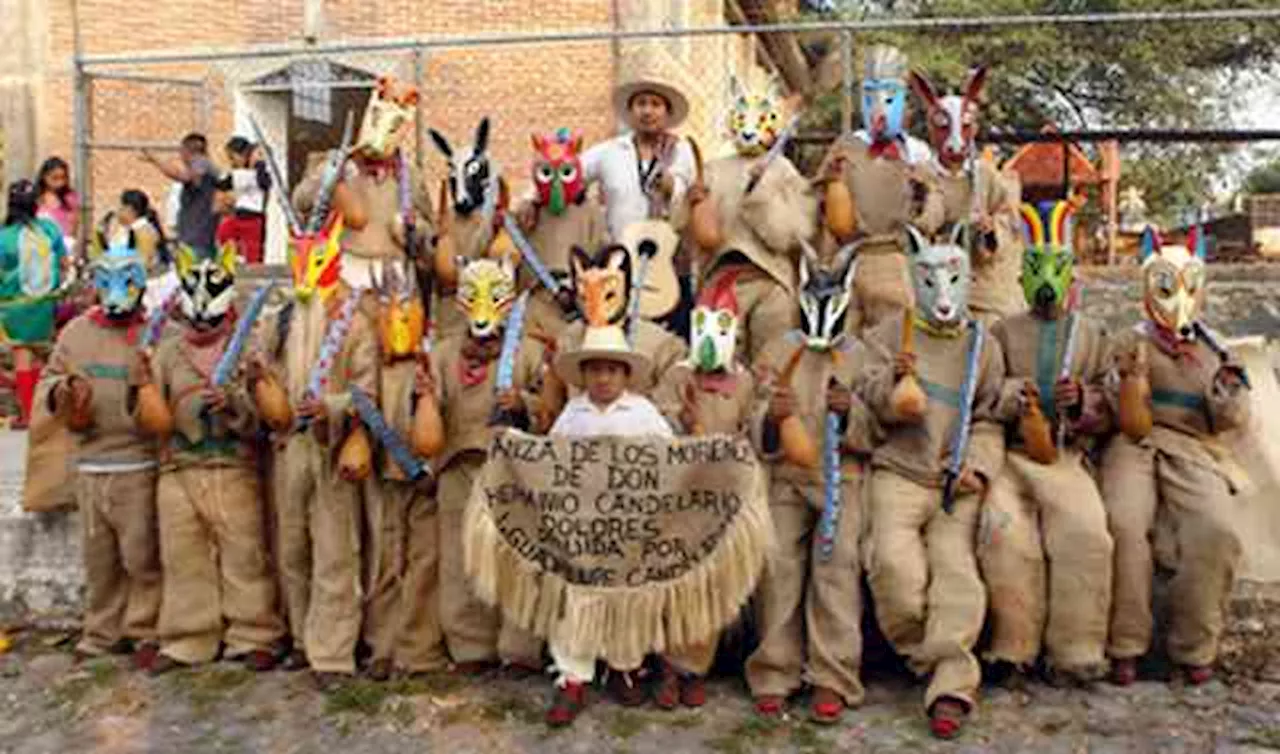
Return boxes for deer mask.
[909,66,987,171]
[570,244,632,327]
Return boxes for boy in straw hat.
[544,311,671,725]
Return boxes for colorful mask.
[373,261,425,361]
[905,223,972,328]
[1019,201,1077,311]
[175,242,238,328]
[531,128,585,216]
[797,242,858,351]
[690,271,740,372]
[429,118,495,217]
[570,244,632,327]
[726,76,785,157]
[356,76,419,161]
[456,257,516,340]
[909,66,987,170]
[289,215,345,304]
[91,238,147,318]
[1140,225,1206,340]
[861,45,909,143]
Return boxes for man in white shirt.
[545,322,671,726]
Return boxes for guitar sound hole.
[638,240,658,258]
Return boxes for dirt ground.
[1,631,1278,754]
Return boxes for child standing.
[216,137,270,264]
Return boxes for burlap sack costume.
[151,314,284,665]
[932,161,1024,324]
[40,313,161,656]
[1100,326,1247,668]
[856,314,1005,711]
[981,311,1115,673]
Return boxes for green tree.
[1244,160,1280,195]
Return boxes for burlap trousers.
[156,466,283,664]
[865,470,985,711]
[438,454,543,665]
[1099,437,1241,667]
[978,450,1113,672]
[277,433,363,673]
[704,264,797,368]
[745,472,864,706]
[76,469,162,656]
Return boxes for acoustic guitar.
[618,218,681,320]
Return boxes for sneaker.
[546,681,587,727]
[1111,658,1138,686]
[654,663,681,710]
[810,686,844,725]
[680,675,707,708]
[609,670,646,707]
[928,697,968,740]
[754,694,785,718]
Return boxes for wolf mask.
[905,223,972,329]
[1140,224,1207,340]
[456,256,517,340]
[91,238,147,319]
[175,242,238,328]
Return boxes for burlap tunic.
[932,160,1024,323]
[521,201,608,342]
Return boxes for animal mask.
[570,244,632,327]
[289,215,345,304]
[797,242,858,351]
[1019,201,1076,312]
[690,271,740,372]
[862,45,909,143]
[356,76,418,161]
[91,238,147,318]
[175,242,238,328]
[909,66,987,170]
[531,128,585,216]
[456,257,516,340]
[905,223,972,328]
[726,76,785,157]
[1139,225,1207,340]
[430,118,495,217]
[373,261,425,361]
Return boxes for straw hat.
[554,324,652,389]
[612,57,690,128]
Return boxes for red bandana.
[358,156,399,184]
[1145,322,1201,366]
[181,308,239,380]
[867,140,902,160]
[87,307,146,345]
[458,337,502,387]
[695,371,739,395]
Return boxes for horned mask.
[690,272,740,372]
[289,215,345,304]
[862,45,909,143]
[1140,225,1207,340]
[456,257,517,340]
[356,76,418,161]
[909,65,987,171]
[570,244,632,327]
[373,261,425,361]
[430,118,496,217]
[906,223,972,329]
[175,242,238,328]
[531,128,585,216]
[1019,200,1077,312]
[91,237,147,319]
[797,242,858,351]
[726,76,785,157]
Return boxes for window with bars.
[292,60,333,124]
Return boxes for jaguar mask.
[456,257,517,340]
[797,242,858,351]
[1140,225,1206,340]
[430,118,495,218]
[356,76,419,161]
[531,128,585,217]
[373,261,425,361]
[1019,200,1077,313]
[570,244,632,327]
[726,76,785,157]
[175,242,238,329]
[906,223,972,329]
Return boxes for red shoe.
[754,694,785,718]
[1111,658,1138,686]
[1185,665,1214,685]
[810,686,844,725]
[132,642,160,672]
[546,681,587,727]
[654,663,680,710]
[242,649,278,673]
[929,697,968,740]
[609,670,646,707]
[451,660,497,677]
[680,675,707,708]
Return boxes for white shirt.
[580,133,695,239]
[550,391,674,438]
[230,168,267,213]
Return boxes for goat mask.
[373,261,425,361]
[690,271,740,372]
[909,66,987,171]
[797,242,858,351]
[531,128,585,216]
[430,118,495,217]
[357,76,418,161]
[92,238,147,319]
[726,76,785,157]
[289,214,345,304]
[1140,225,1206,340]
[1019,200,1076,312]
[862,45,909,143]
[175,242,238,329]
[906,223,972,329]
[570,244,632,327]
[456,257,517,340]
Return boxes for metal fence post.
[72,60,92,258]
[840,30,853,135]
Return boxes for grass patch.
[388,698,416,728]
[668,713,704,729]
[173,665,253,715]
[85,658,119,685]
[384,672,464,697]
[607,709,650,740]
[322,678,390,716]
[708,716,786,754]
[1241,726,1280,748]
[790,722,831,754]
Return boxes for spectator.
[215,136,270,264]
[35,156,80,245]
[140,133,219,250]
[102,189,169,272]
